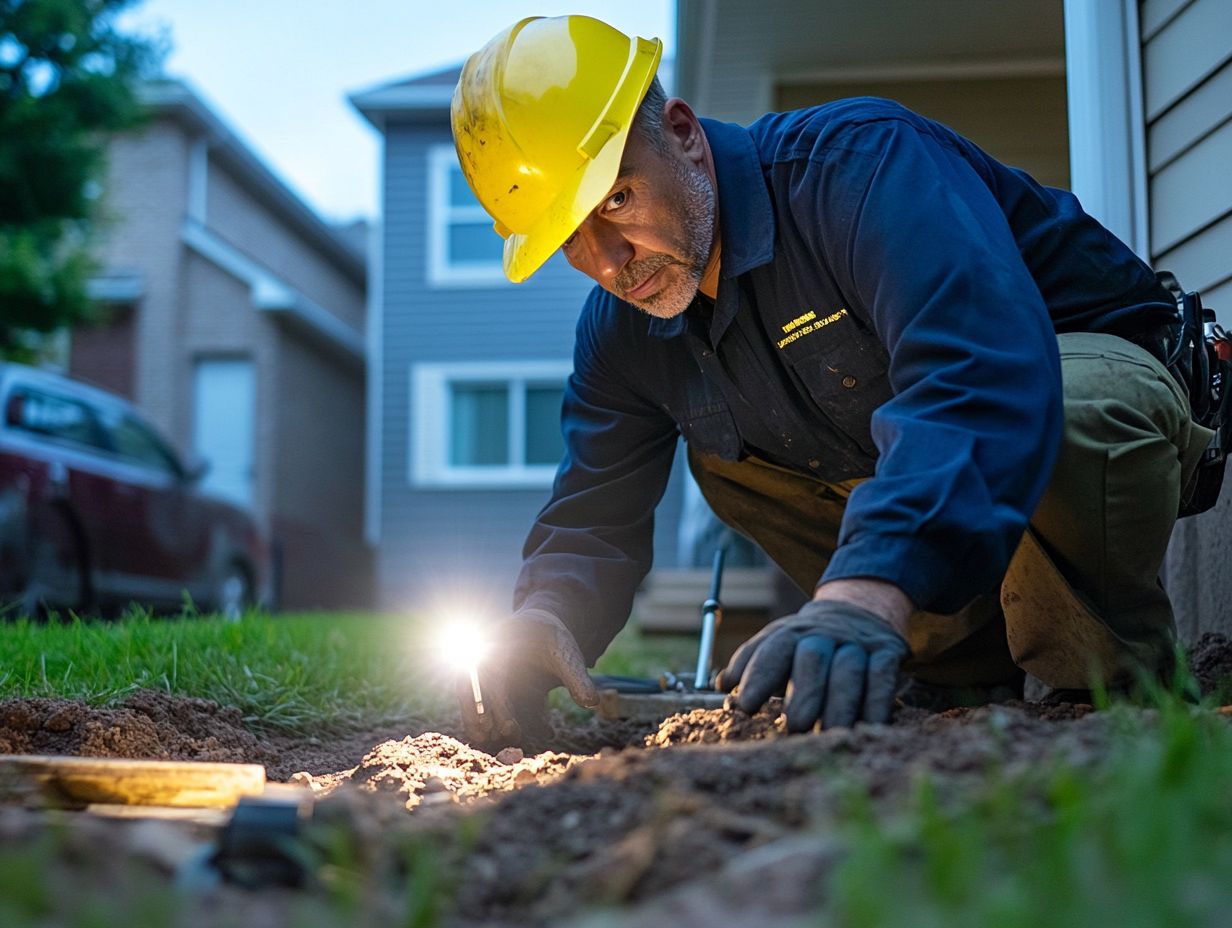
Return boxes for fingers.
[458,666,520,748]
[822,643,868,729]
[783,635,835,733]
[717,626,775,692]
[861,647,902,724]
[546,626,599,709]
[735,628,798,712]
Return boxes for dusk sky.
[120,1,676,224]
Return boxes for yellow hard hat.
[451,15,663,283]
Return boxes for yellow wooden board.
[0,754,266,809]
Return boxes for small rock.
[288,771,314,786]
[514,768,538,786]
[419,791,455,807]
[421,776,450,794]
[495,747,524,766]
[561,810,582,830]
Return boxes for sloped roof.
[141,79,366,280]
[349,65,460,130]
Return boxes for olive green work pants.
[689,333,1215,691]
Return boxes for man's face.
[561,128,716,318]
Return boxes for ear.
[662,98,705,164]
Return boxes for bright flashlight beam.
[438,616,490,716]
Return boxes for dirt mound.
[647,696,786,746]
[0,690,264,762]
[301,732,586,809]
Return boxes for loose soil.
[2,633,1231,927]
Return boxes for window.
[97,408,181,476]
[6,387,107,452]
[426,145,508,286]
[412,361,571,488]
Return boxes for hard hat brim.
[500,120,635,284]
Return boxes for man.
[449,15,1214,746]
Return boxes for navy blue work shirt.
[514,98,1176,664]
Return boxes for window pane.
[448,165,478,208]
[448,221,501,265]
[12,389,105,450]
[525,385,565,465]
[106,414,179,474]
[451,383,508,466]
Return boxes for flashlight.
[437,617,490,716]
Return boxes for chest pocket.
[678,402,743,461]
[790,335,894,457]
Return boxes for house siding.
[1142,0,1232,640]
[96,121,192,442]
[87,92,371,610]
[376,121,686,613]
[205,162,365,331]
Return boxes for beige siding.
[1146,0,1232,641]
[270,333,370,609]
[98,122,191,445]
[777,75,1070,189]
[96,104,370,609]
[206,163,365,331]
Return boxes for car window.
[101,411,182,476]
[6,387,108,452]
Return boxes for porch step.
[634,567,777,633]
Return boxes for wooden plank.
[0,755,266,809]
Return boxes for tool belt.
[1144,272,1232,516]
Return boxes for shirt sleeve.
[802,117,1065,613]
[513,290,680,663]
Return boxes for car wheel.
[215,563,252,621]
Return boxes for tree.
[0,0,163,360]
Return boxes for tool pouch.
[1156,272,1232,517]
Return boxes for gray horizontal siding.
[1142,0,1232,120]
[1140,0,1191,41]
[1149,114,1232,253]
[1146,54,1232,172]
[1147,0,1232,641]
[376,120,688,614]
[1154,211,1232,293]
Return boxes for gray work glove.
[458,609,599,750]
[716,600,909,731]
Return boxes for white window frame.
[411,360,572,489]
[426,145,509,288]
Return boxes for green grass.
[830,697,1232,928]
[0,608,451,731]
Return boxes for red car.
[0,363,270,619]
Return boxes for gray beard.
[616,160,716,318]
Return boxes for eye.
[603,189,629,212]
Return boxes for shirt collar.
[646,117,776,340]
